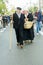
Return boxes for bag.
[24,21,33,29]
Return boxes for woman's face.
[24,10,28,15]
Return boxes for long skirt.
[23,25,34,41]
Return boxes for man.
[2,14,8,28]
[13,7,25,48]
[35,10,42,35]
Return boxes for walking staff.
[9,15,13,49]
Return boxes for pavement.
[0,24,43,65]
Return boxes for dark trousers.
[3,21,6,28]
[15,27,23,45]
[15,28,20,43]
[3,21,8,28]
[19,27,23,45]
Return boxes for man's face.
[17,9,21,14]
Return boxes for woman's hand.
[24,18,28,22]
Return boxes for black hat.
[17,7,22,10]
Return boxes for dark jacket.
[2,16,8,22]
[13,12,25,29]
[27,13,33,21]
[37,11,42,22]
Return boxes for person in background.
[41,12,43,24]
[2,14,8,28]
[13,7,25,48]
[7,16,10,23]
[35,9,42,35]
[0,15,3,29]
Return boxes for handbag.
[24,21,33,29]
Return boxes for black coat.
[13,12,25,29]
[2,16,8,23]
[23,13,34,40]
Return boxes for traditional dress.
[23,13,34,42]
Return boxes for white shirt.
[16,12,21,18]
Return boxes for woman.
[23,11,34,43]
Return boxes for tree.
[29,6,38,13]
[0,0,7,14]
[11,7,15,13]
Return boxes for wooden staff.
[9,15,13,49]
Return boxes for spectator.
[35,10,42,35]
